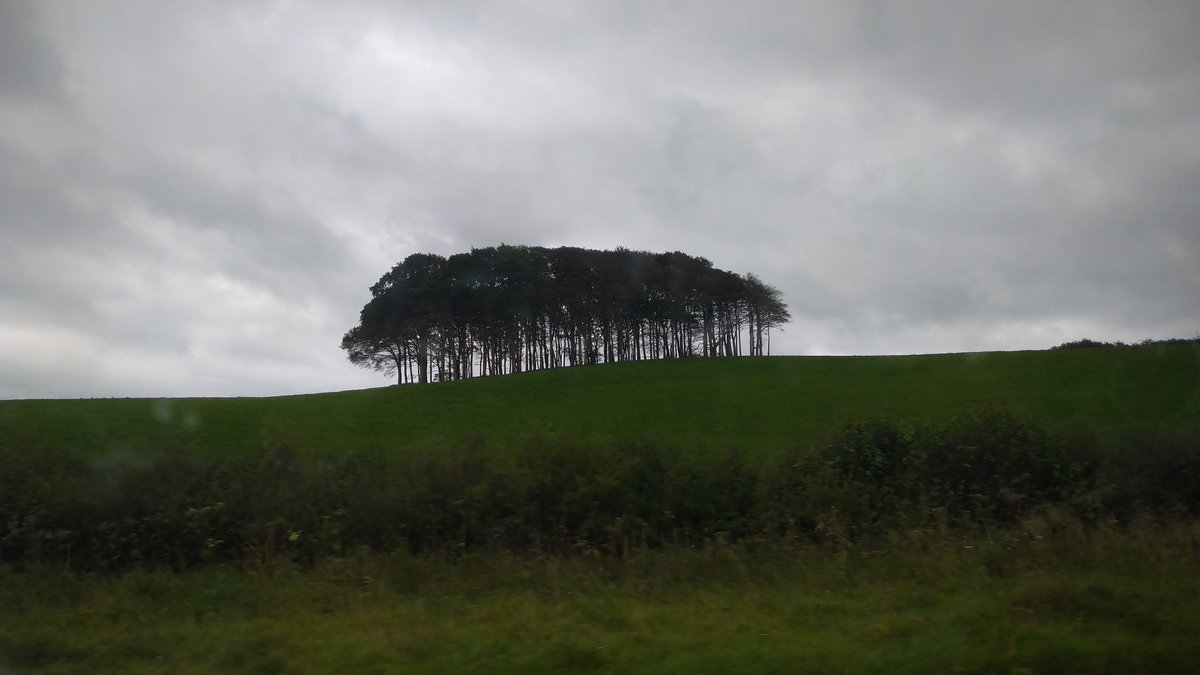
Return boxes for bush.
[918,410,1097,521]
[1098,428,1200,515]
[0,411,1189,571]
[1051,338,1122,350]
[818,411,1100,532]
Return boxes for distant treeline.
[1052,337,1200,350]
[342,245,790,384]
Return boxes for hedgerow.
[1,410,1193,571]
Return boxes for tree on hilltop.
[341,245,791,384]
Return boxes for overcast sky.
[2,1,1197,399]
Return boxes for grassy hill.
[3,343,1197,457]
[3,344,1198,674]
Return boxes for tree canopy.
[341,245,790,384]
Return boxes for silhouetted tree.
[743,274,790,356]
[342,246,791,382]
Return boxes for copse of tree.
[342,245,790,384]
[1050,336,1200,350]
[1051,338,1124,350]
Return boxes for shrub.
[1051,338,1122,350]
[817,411,1100,532]
[0,411,1188,571]
[917,410,1097,522]
[1098,428,1200,515]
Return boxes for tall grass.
[3,516,1197,674]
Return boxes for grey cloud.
[1,1,1197,397]
[0,1,64,102]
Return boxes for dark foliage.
[2,412,1194,571]
[1051,338,1123,350]
[1096,429,1200,514]
[341,245,790,384]
[816,412,1100,535]
[1051,336,1200,350]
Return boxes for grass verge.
[3,518,1197,674]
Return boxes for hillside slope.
[2,344,1197,456]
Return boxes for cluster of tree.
[342,245,790,384]
[1051,336,1200,350]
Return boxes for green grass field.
[2,344,1198,673]
[4,522,1198,674]
[3,344,1197,457]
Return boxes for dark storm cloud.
[1,1,1197,397]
